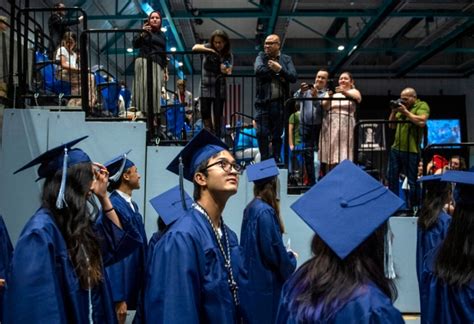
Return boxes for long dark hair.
[418,181,451,230]
[209,29,231,57]
[434,184,474,286]
[285,224,397,322]
[42,162,103,289]
[253,177,285,233]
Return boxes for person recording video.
[387,87,430,212]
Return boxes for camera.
[390,98,404,109]
[327,79,336,93]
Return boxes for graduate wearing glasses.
[142,129,247,323]
[3,136,142,324]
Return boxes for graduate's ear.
[194,171,207,186]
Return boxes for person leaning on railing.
[387,87,429,211]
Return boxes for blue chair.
[93,68,121,116]
[163,98,186,139]
[34,51,71,96]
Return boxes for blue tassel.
[108,153,128,183]
[56,148,68,209]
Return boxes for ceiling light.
[170,47,177,52]
[161,26,167,32]
[126,48,133,53]
[178,62,183,67]
[337,45,345,51]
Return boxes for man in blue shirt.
[294,69,329,185]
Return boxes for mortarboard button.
[290,159,404,260]
[149,185,193,226]
[246,158,279,183]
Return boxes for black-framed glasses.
[205,159,243,174]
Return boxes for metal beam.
[291,18,339,45]
[165,9,472,19]
[396,19,474,77]
[329,0,402,74]
[326,18,347,38]
[266,0,281,35]
[391,17,423,45]
[159,0,193,74]
[210,18,253,43]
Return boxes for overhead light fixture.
[353,45,358,50]
[170,47,177,52]
[161,26,167,32]
[178,62,183,67]
[126,48,133,53]
[337,45,345,51]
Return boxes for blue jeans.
[255,100,284,161]
[388,149,420,209]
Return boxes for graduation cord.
[193,203,241,308]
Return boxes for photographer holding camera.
[388,87,430,211]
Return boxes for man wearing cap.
[388,87,430,211]
[143,129,247,323]
[277,160,404,323]
[102,152,147,324]
[254,34,297,162]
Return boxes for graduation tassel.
[56,147,69,209]
[108,152,128,183]
[384,222,396,279]
[179,156,188,211]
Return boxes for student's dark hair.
[53,2,64,9]
[418,181,451,230]
[434,184,474,286]
[209,29,231,57]
[253,177,285,233]
[285,224,397,322]
[42,162,103,289]
[192,157,211,201]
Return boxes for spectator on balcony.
[55,32,96,108]
[48,2,83,58]
[320,71,362,172]
[294,69,329,185]
[173,79,193,111]
[192,29,233,138]
[254,34,297,162]
[132,10,168,120]
[387,87,429,211]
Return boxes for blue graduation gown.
[240,198,296,324]
[276,280,404,323]
[104,191,148,310]
[416,211,451,286]
[420,247,474,323]
[142,208,246,323]
[3,207,142,324]
[0,215,13,321]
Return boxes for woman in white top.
[55,32,96,107]
[320,71,362,171]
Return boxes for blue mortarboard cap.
[14,136,90,209]
[14,135,90,180]
[417,174,443,183]
[103,150,135,182]
[290,160,404,259]
[149,185,193,226]
[247,158,279,183]
[167,129,228,182]
[441,170,474,185]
